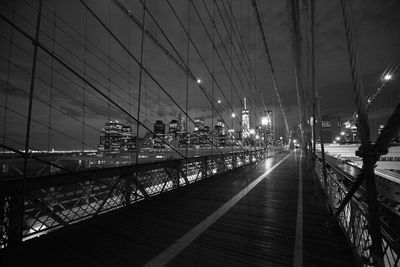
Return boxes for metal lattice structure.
[0,148,270,248]
[314,155,400,267]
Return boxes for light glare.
[384,74,392,80]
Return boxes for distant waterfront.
[0,146,265,178]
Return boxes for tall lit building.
[194,118,205,131]
[154,120,165,136]
[98,120,134,153]
[215,119,226,135]
[262,110,273,143]
[168,120,179,134]
[242,98,250,138]
[177,113,185,133]
[153,120,166,148]
[321,115,332,142]
[321,115,343,143]
[378,124,384,136]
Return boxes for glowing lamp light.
[194,127,199,131]
[250,129,256,135]
[255,134,260,139]
[196,78,202,84]
[384,74,392,80]
[261,117,268,126]
[340,131,345,136]
[336,136,340,141]
[293,139,297,143]
[217,100,221,104]
[231,113,236,118]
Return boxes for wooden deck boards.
[0,151,357,266]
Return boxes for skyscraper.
[168,120,179,134]
[98,120,134,153]
[242,98,250,138]
[154,120,165,136]
[177,113,185,133]
[194,118,205,131]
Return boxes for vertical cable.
[185,1,191,165]
[2,0,16,152]
[82,3,87,153]
[211,1,215,159]
[47,0,58,153]
[19,0,43,247]
[128,11,131,117]
[170,0,189,176]
[135,0,146,165]
[229,3,234,155]
[251,0,290,139]
[108,0,111,121]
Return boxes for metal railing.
[314,154,400,267]
[0,148,277,249]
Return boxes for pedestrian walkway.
[0,150,357,266]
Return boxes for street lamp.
[340,131,345,136]
[336,136,340,141]
[217,99,221,104]
[261,117,269,148]
[384,74,392,80]
[261,117,268,126]
[196,78,202,84]
[231,113,236,118]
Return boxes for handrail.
[0,148,278,249]
[314,153,400,266]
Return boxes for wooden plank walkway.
[0,150,357,266]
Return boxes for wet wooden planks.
[0,151,357,266]
[168,151,357,266]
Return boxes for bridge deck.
[0,151,357,266]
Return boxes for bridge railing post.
[123,175,132,206]
[5,187,23,248]
[232,153,237,168]
[202,156,208,179]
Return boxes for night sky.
[0,0,399,150]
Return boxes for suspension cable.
[115,0,250,147]
[251,0,290,137]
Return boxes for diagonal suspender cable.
[164,0,252,142]
[211,0,261,128]
[219,0,266,116]
[339,1,383,265]
[78,0,227,156]
[287,0,305,142]
[251,0,290,137]
[113,0,250,153]
[190,0,257,130]
[0,8,205,172]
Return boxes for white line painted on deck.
[144,152,294,267]
[294,150,303,267]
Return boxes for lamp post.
[261,116,268,150]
